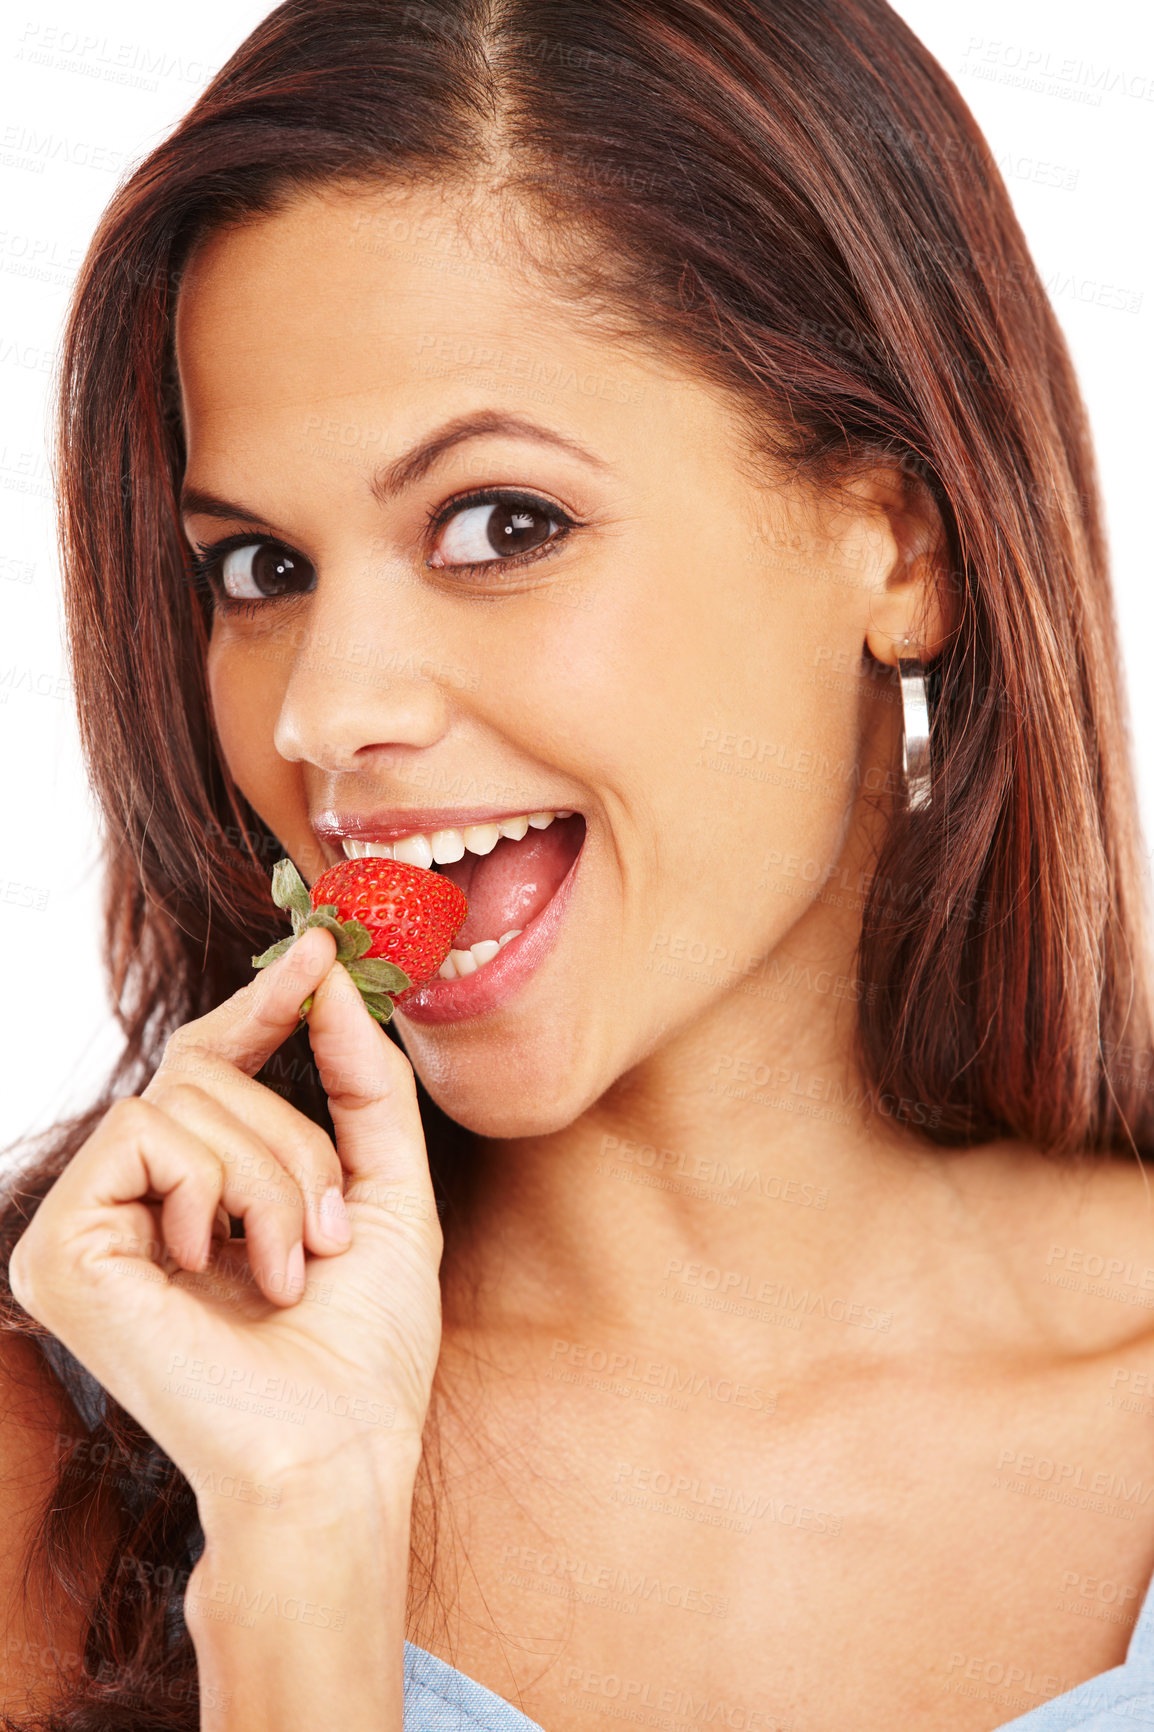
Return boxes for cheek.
[207,633,304,834]
[632,561,864,945]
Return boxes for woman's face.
[176,182,926,1136]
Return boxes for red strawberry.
[252,856,468,1025]
[310,858,468,987]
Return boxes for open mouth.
[341,809,587,983]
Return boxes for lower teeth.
[438,929,522,980]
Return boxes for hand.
[9,926,442,1509]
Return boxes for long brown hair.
[3,0,1152,1723]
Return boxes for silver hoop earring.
[897,640,932,811]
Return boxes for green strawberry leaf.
[271,858,311,920]
[251,934,299,969]
[358,991,397,1025]
[335,918,373,962]
[347,957,413,994]
[303,909,347,944]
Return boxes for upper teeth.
[341,808,573,867]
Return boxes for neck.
[441,898,1038,1373]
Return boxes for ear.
[838,465,957,669]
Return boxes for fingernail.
[318,1185,351,1246]
[284,1241,306,1294]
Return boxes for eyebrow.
[371,409,613,503]
[179,409,613,524]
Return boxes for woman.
[1,0,1152,1727]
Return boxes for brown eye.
[428,497,562,568]
[219,542,315,599]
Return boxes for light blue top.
[401,1571,1154,1732]
[402,1643,543,1732]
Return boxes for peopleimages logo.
[559,1667,795,1730]
[612,1461,842,1535]
[994,1448,1154,1515]
[164,1353,394,1427]
[547,1337,776,1413]
[500,1544,729,1617]
[15,23,212,92]
[661,1259,894,1331]
[600,1133,830,1207]
[1046,1244,1154,1288]
[960,36,1154,103]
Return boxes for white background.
[1,0,1151,1154]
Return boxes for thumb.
[304,962,436,1224]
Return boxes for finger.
[7,1100,288,1439]
[146,1062,351,1259]
[304,962,436,1227]
[10,1097,229,1328]
[24,1091,306,1312]
[145,1081,308,1305]
[159,923,338,1081]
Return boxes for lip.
[395,820,586,1025]
[313,804,574,852]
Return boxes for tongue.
[439,816,582,947]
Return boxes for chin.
[395,1004,608,1142]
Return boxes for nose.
[272,567,452,773]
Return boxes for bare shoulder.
[961,1138,1154,1357]
[1062,1152,1154,1389]
[0,1330,91,1715]
[1031,1144,1154,1332]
